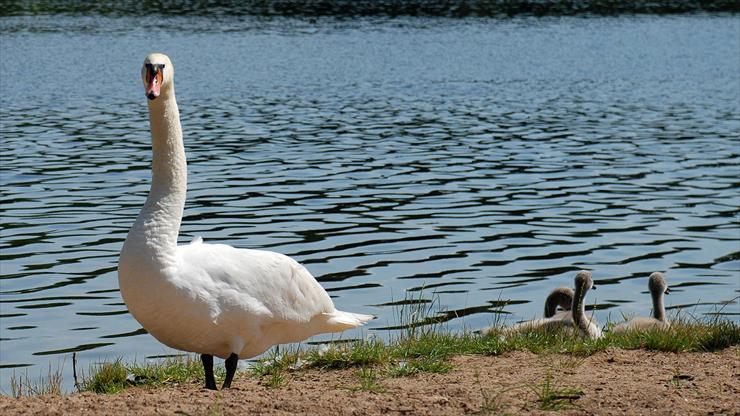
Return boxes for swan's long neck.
[125,90,186,267]
[651,290,665,322]
[571,284,590,333]
[544,295,559,318]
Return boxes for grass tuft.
[389,356,454,377]
[249,347,301,388]
[128,355,206,386]
[305,339,389,370]
[83,356,206,394]
[8,363,64,397]
[350,366,385,393]
[263,371,285,389]
[700,320,740,351]
[249,348,299,377]
[394,332,461,360]
[603,318,740,353]
[529,371,583,410]
[477,316,740,355]
[83,359,128,394]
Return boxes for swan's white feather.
[118,53,372,363]
[178,242,371,357]
[122,241,373,359]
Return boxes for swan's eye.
[144,63,165,99]
[144,64,165,86]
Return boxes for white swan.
[612,272,670,332]
[118,53,374,390]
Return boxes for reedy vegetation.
[7,363,63,398]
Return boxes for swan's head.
[142,53,174,101]
[648,272,669,296]
[574,270,595,293]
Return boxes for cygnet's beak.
[664,287,670,295]
[144,63,164,100]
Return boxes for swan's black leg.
[201,354,217,390]
[222,353,239,389]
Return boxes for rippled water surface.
[1,14,739,390]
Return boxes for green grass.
[387,356,455,377]
[246,316,738,392]
[82,355,208,394]
[248,347,300,377]
[74,317,737,396]
[601,318,740,353]
[247,346,305,388]
[480,317,740,356]
[304,338,389,370]
[82,359,128,394]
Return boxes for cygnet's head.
[544,286,575,317]
[648,272,669,296]
[574,270,595,292]
[553,287,574,309]
[141,53,174,100]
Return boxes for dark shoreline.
[3,0,739,17]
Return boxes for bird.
[118,53,374,391]
[612,272,670,332]
[544,286,574,319]
[481,274,601,339]
[571,270,603,339]
[479,286,573,336]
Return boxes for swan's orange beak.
[145,64,164,100]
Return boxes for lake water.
[1,12,738,392]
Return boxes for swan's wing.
[175,242,336,323]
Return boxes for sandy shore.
[1,348,737,415]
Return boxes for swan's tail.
[323,310,375,331]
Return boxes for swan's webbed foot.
[222,353,238,389]
[201,354,217,390]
